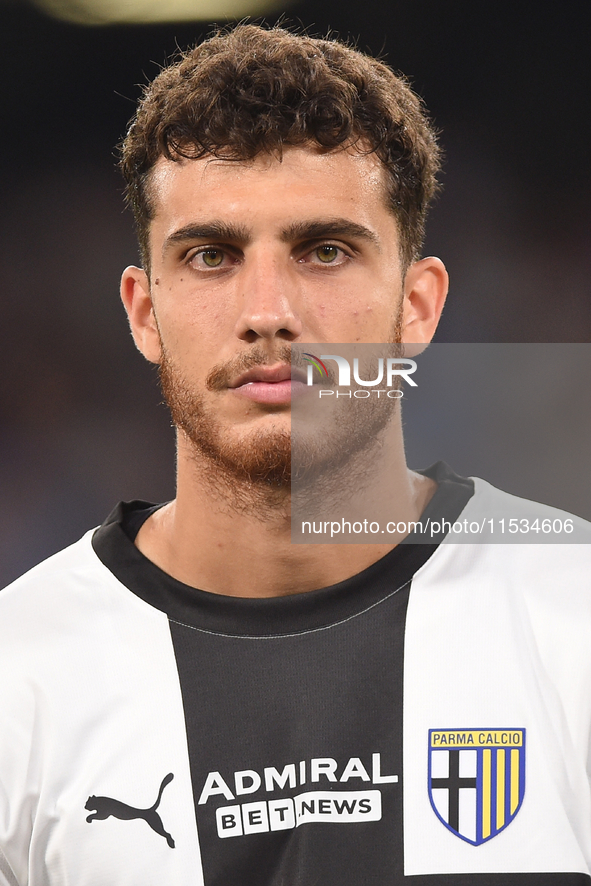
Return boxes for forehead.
[147,145,395,243]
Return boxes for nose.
[234,250,303,343]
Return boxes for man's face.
[123,145,445,487]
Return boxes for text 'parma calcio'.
[430,730,524,748]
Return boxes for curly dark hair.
[120,23,441,272]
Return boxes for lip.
[229,363,308,405]
[229,364,306,388]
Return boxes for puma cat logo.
[85,772,175,848]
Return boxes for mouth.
[229,364,308,405]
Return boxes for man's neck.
[134,433,436,599]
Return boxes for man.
[1,23,590,886]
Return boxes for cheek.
[342,303,396,340]
[159,285,232,334]
[156,301,228,370]
[306,300,388,343]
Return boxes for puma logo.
[85,772,175,848]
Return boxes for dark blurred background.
[1,0,590,585]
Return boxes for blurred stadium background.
[1,0,590,585]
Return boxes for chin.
[183,421,293,489]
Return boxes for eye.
[316,245,340,263]
[187,247,235,270]
[299,242,350,267]
[201,249,224,267]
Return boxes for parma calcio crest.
[428,729,525,845]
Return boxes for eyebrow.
[280,218,381,250]
[162,216,380,259]
[162,221,252,258]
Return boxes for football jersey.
[1,463,591,886]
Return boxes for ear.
[401,256,449,344]
[120,266,162,364]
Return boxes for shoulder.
[445,476,591,548]
[0,523,166,746]
[470,478,591,533]
[418,477,591,612]
[1,530,105,613]
[0,528,147,657]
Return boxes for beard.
[159,343,293,491]
[157,305,404,501]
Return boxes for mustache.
[205,345,331,390]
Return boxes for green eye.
[316,245,339,263]
[201,250,224,267]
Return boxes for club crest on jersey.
[428,729,525,845]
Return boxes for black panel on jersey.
[92,463,477,885]
[169,582,409,885]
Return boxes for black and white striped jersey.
[1,463,591,886]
